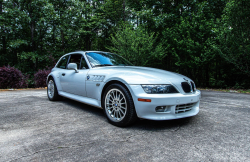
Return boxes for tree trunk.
[53,23,55,45]
[31,21,35,52]
[29,2,35,52]
[61,30,64,51]
[0,1,6,55]
[205,64,209,87]
[40,29,43,52]
[85,35,89,50]
[29,1,37,71]
[123,0,126,22]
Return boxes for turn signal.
[138,98,151,102]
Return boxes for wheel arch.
[101,80,136,112]
[46,73,61,91]
[46,74,54,85]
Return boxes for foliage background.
[0,0,249,88]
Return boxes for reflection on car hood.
[88,66,192,85]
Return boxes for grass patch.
[198,88,250,94]
[0,87,47,92]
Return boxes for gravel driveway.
[0,89,249,162]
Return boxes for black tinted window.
[68,54,82,69]
[80,57,89,69]
[57,55,69,69]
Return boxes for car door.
[60,54,89,97]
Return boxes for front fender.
[46,73,52,85]
[104,77,128,86]
[102,77,136,101]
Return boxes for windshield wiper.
[93,64,113,67]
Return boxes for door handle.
[62,73,65,76]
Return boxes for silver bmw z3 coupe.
[47,51,201,127]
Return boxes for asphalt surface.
[0,89,249,162]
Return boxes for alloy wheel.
[48,80,54,99]
[105,88,127,122]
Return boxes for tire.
[47,77,61,101]
[102,83,138,127]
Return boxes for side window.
[56,55,69,69]
[80,57,89,69]
[68,54,82,69]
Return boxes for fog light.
[155,106,170,112]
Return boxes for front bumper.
[128,85,201,120]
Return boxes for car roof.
[60,51,113,59]
[74,50,108,53]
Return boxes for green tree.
[107,24,165,66]
[215,0,250,76]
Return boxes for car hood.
[88,66,192,85]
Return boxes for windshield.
[86,52,133,67]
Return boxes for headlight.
[141,85,179,94]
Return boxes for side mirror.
[68,63,79,73]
